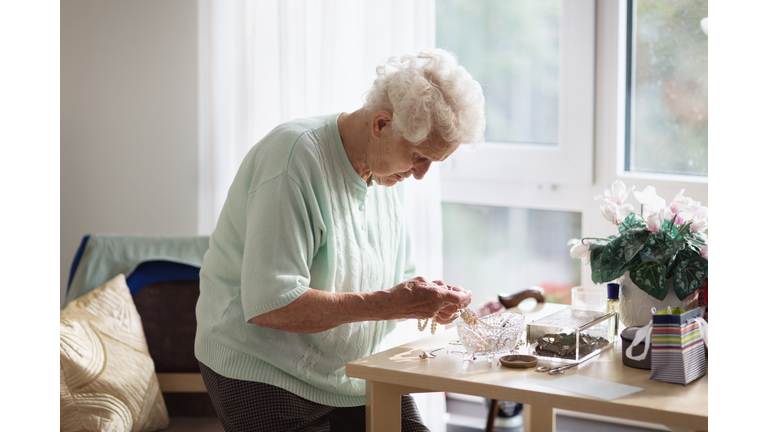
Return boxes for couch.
[60,234,224,431]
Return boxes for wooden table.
[346,303,707,432]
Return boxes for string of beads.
[417,317,438,335]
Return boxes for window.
[442,203,581,304]
[435,0,596,300]
[622,0,708,177]
[437,0,560,145]
[437,0,595,187]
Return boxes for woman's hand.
[431,280,471,324]
[250,276,471,333]
[384,277,472,324]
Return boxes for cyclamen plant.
[568,181,708,301]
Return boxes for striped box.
[650,307,707,385]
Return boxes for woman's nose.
[411,161,432,180]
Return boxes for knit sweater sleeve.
[240,172,319,320]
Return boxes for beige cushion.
[60,274,170,432]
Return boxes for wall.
[61,0,199,306]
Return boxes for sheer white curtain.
[197,1,446,429]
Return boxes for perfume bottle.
[606,283,620,341]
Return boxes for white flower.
[600,202,635,225]
[669,189,701,221]
[700,244,708,260]
[691,206,708,232]
[595,180,636,205]
[645,211,663,233]
[661,206,686,225]
[568,238,593,265]
[634,186,667,214]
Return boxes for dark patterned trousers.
[199,361,430,432]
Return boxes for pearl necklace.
[417,317,438,335]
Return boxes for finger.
[438,304,460,315]
[439,288,472,305]
[432,280,446,287]
[437,308,458,320]
[459,296,472,309]
[435,312,460,325]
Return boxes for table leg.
[523,404,555,432]
[365,381,405,432]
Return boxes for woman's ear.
[370,111,392,139]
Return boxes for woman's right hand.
[250,276,472,333]
[384,277,472,323]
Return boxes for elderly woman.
[195,48,486,431]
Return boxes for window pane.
[441,203,580,306]
[629,0,708,175]
[436,0,560,145]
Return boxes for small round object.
[499,355,538,369]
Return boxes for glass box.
[525,307,617,364]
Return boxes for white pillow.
[60,274,170,432]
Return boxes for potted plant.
[568,181,708,326]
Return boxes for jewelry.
[458,308,494,328]
[417,318,429,331]
[417,317,438,335]
[418,348,444,360]
[535,332,609,360]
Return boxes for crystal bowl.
[456,311,525,362]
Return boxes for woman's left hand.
[431,280,470,325]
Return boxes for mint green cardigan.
[194,114,415,407]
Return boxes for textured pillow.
[60,274,170,432]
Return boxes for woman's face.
[367,116,460,187]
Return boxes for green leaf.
[685,232,707,255]
[661,220,684,243]
[623,254,642,273]
[639,231,679,264]
[614,227,648,263]
[619,213,644,232]
[664,244,685,279]
[673,257,708,301]
[679,248,700,261]
[590,245,606,284]
[600,241,628,282]
[629,262,668,300]
[691,232,707,245]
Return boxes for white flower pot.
[618,271,698,327]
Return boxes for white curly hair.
[363,48,486,146]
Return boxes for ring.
[419,350,436,360]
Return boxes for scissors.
[536,362,579,375]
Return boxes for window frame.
[439,0,596,192]
[439,0,708,288]
[616,0,709,184]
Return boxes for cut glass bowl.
[456,311,525,363]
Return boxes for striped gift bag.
[650,307,708,385]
